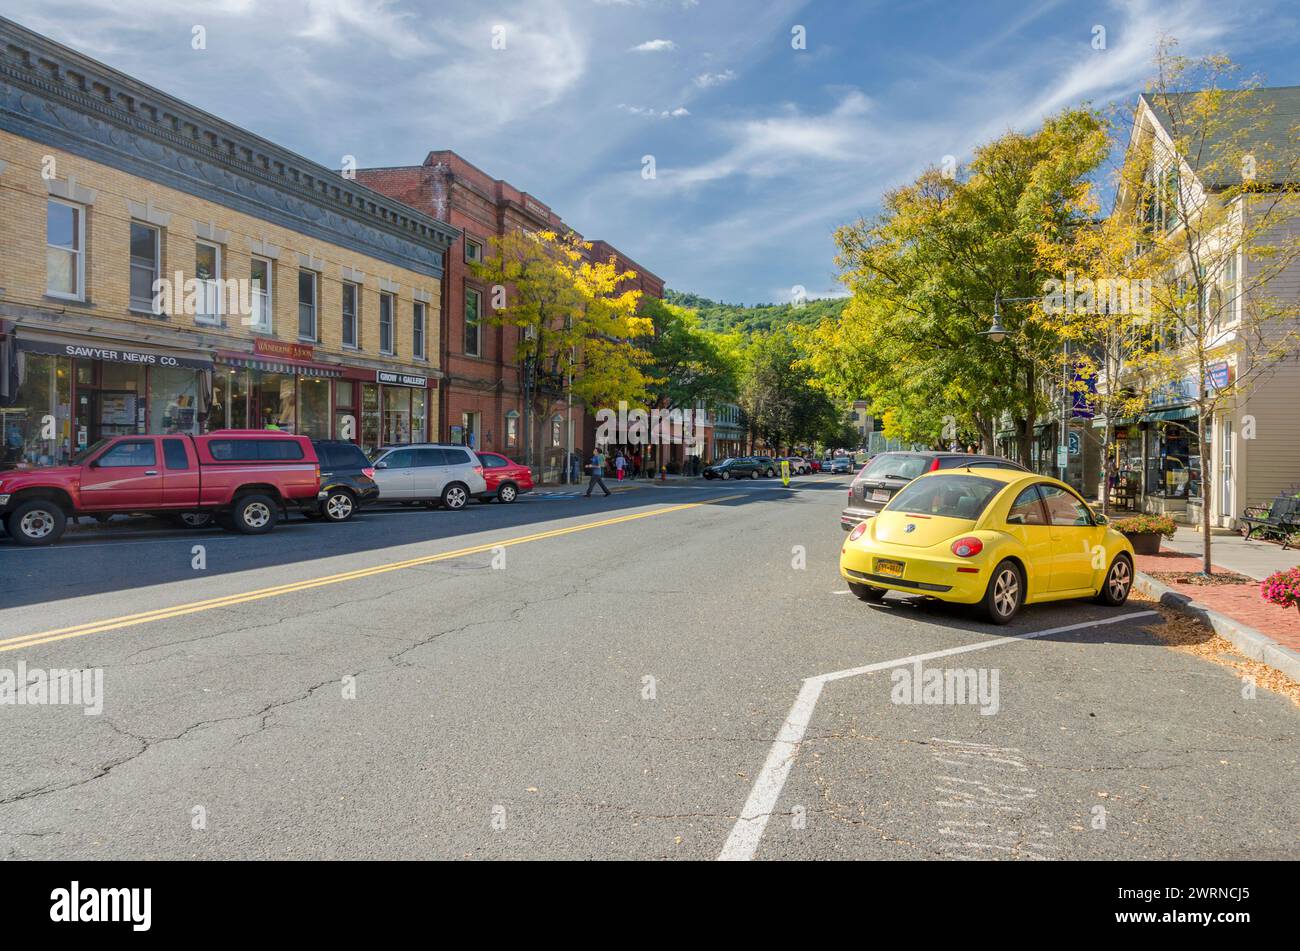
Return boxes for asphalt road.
[0,474,1296,860]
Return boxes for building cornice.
[0,16,460,277]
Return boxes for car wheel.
[7,499,67,546]
[981,560,1023,625]
[498,482,519,504]
[749,470,759,480]
[232,494,277,535]
[442,482,469,510]
[722,471,731,480]
[1094,554,1133,606]
[848,581,886,603]
[766,468,775,477]
[322,489,356,523]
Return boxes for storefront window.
[210,368,248,430]
[88,363,147,438]
[1,353,72,467]
[298,377,330,439]
[1147,417,1199,498]
[149,366,202,435]
[361,383,381,453]
[384,386,412,445]
[254,371,296,431]
[411,390,427,443]
[334,380,356,442]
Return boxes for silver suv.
[371,443,488,510]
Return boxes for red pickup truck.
[0,431,321,546]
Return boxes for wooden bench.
[1240,496,1300,550]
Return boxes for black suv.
[840,451,1027,530]
[307,440,380,522]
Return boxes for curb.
[1132,571,1300,683]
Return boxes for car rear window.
[319,443,368,469]
[208,439,305,462]
[886,474,1003,520]
[860,454,930,481]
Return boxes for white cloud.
[694,69,737,88]
[630,39,677,52]
[619,104,690,118]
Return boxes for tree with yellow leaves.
[471,229,654,472]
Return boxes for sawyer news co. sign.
[19,338,211,370]
[376,371,429,388]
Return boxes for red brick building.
[356,151,663,480]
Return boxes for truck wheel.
[8,499,67,546]
[173,512,214,529]
[232,494,277,534]
[441,482,469,510]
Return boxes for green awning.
[1144,406,1198,423]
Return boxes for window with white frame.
[465,287,481,356]
[298,269,318,340]
[129,221,161,313]
[46,198,85,299]
[413,301,426,359]
[195,240,222,323]
[250,256,272,331]
[464,238,482,263]
[342,281,359,348]
[379,292,394,354]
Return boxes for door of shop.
[75,362,146,447]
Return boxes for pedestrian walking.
[632,451,643,479]
[586,449,610,497]
[615,451,626,482]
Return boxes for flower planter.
[1122,531,1163,555]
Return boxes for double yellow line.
[0,496,742,654]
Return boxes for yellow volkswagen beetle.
[839,468,1135,624]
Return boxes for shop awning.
[17,334,213,370]
[1144,406,1198,423]
[216,351,342,378]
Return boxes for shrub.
[1260,567,1300,609]
[1112,514,1177,538]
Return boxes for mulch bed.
[1148,569,1255,587]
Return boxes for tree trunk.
[1198,399,1213,576]
[1101,419,1115,517]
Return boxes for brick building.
[0,17,458,468]
[356,151,664,480]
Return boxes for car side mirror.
[375,461,388,469]
[1095,514,1108,526]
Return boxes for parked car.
[475,451,534,503]
[777,456,809,475]
[841,451,1028,530]
[703,457,764,480]
[827,456,854,475]
[805,458,822,473]
[0,430,321,545]
[753,455,778,477]
[840,469,1134,624]
[306,440,379,522]
[370,443,488,510]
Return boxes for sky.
[5,0,1300,305]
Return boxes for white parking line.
[716,610,1158,861]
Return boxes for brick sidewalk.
[1134,550,1300,652]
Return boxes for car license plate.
[875,558,904,578]
[872,489,890,502]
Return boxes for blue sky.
[6,0,1300,304]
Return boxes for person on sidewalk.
[586,449,610,497]
[615,451,626,482]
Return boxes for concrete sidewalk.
[1159,525,1299,581]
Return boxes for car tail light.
[362,467,375,479]
[928,457,941,471]
[314,466,321,481]
[951,536,983,557]
[473,465,484,476]
[848,522,868,541]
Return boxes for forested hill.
[665,289,847,335]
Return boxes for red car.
[474,452,534,503]
[806,458,822,473]
[0,430,321,545]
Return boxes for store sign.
[18,339,211,370]
[254,337,314,362]
[1207,361,1233,390]
[376,371,428,388]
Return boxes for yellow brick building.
[0,16,458,465]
